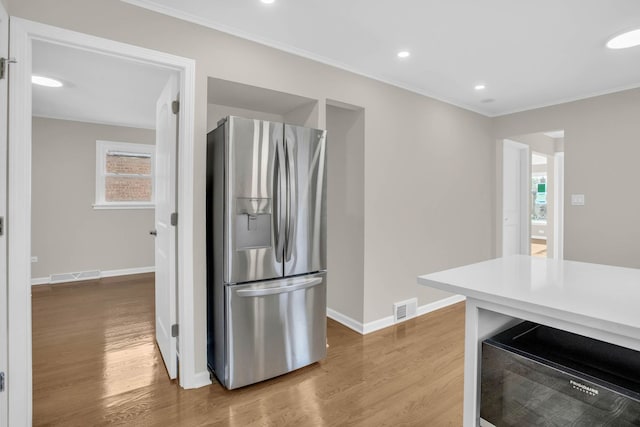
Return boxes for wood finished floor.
[531,238,547,258]
[32,274,465,426]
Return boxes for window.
[94,140,155,209]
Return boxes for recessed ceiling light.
[32,75,63,88]
[607,29,640,49]
[474,84,486,91]
[397,50,411,59]
[261,0,275,4]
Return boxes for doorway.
[29,38,178,420]
[531,152,548,257]
[7,18,198,425]
[500,131,565,260]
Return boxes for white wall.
[12,0,496,374]
[31,117,155,279]
[494,88,640,268]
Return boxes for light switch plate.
[571,194,585,206]
[31,256,38,263]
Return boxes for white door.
[502,139,530,256]
[0,3,9,425]
[154,74,179,379]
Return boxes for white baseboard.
[416,294,466,316]
[328,294,466,336]
[31,277,50,286]
[362,315,394,334]
[326,308,364,334]
[101,266,155,278]
[31,266,155,286]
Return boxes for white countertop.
[418,255,640,335]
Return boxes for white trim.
[31,266,156,286]
[102,266,156,278]
[0,2,10,427]
[326,308,363,334]
[362,315,395,335]
[175,53,200,389]
[491,81,640,117]
[8,17,34,427]
[189,371,215,389]
[416,294,466,316]
[93,204,155,210]
[0,1,8,424]
[30,277,50,286]
[8,18,201,425]
[328,295,466,336]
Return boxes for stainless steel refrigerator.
[206,116,327,389]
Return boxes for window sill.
[93,203,155,210]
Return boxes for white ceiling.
[532,153,548,166]
[32,40,175,129]
[125,0,640,116]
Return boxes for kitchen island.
[417,255,640,427]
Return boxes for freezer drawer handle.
[236,277,322,297]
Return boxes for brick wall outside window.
[96,141,155,207]
[106,176,152,202]
[106,154,152,175]
[105,153,152,202]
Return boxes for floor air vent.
[393,298,417,323]
[50,270,101,284]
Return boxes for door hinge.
[0,57,17,80]
[171,324,179,337]
[0,372,5,392]
[172,100,180,115]
[0,216,4,237]
[170,212,178,226]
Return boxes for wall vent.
[50,270,101,284]
[393,298,418,323]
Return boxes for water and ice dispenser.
[235,197,272,250]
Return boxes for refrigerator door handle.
[284,139,297,262]
[235,277,322,297]
[273,139,286,262]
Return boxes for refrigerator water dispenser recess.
[235,197,272,250]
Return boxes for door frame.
[8,17,201,425]
[0,3,9,427]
